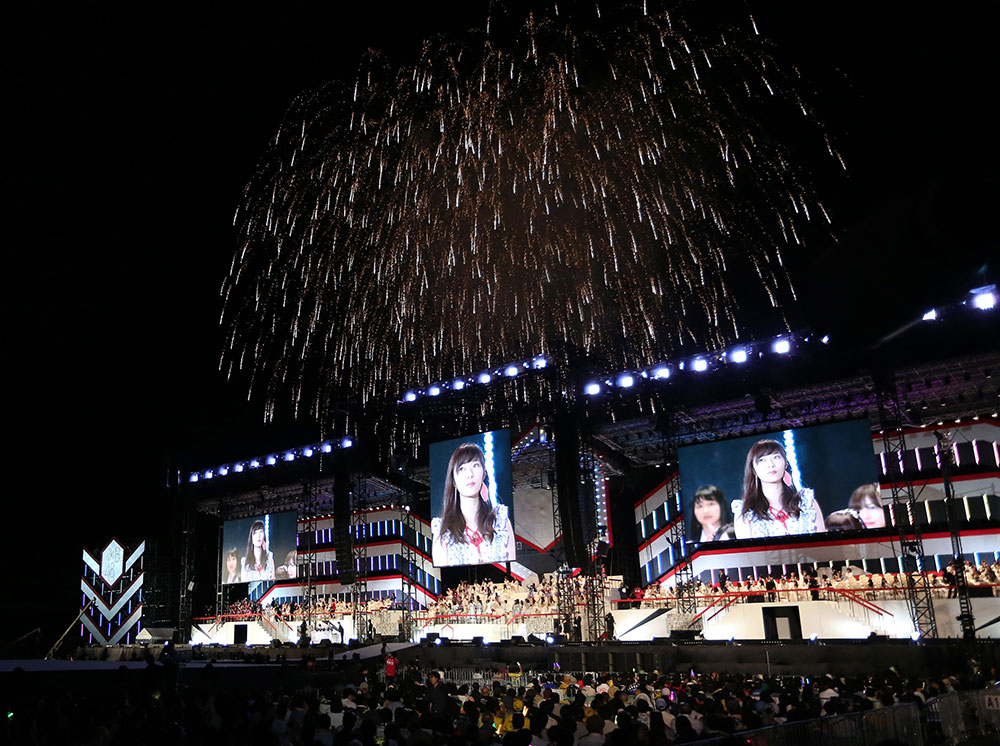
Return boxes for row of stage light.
[400,284,997,403]
[400,333,825,404]
[188,436,354,483]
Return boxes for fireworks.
[221,1,836,418]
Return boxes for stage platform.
[22,636,999,681]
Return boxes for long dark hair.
[439,442,496,544]
[244,519,268,566]
[688,485,734,541]
[740,440,801,520]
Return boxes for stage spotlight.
[250,459,261,468]
[505,364,520,377]
[809,632,818,642]
[404,391,417,402]
[652,365,670,380]
[434,637,442,646]
[321,442,333,453]
[545,635,555,644]
[692,358,709,372]
[428,385,441,396]
[585,382,601,396]
[729,347,748,364]
[532,356,547,369]
[922,309,938,321]
[218,466,229,476]
[617,373,635,388]
[971,286,997,310]
[910,630,922,641]
[303,447,313,457]
[478,372,492,384]
[772,338,791,354]
[266,455,277,466]
[234,463,244,472]
[204,470,214,479]
[453,379,466,390]
[341,437,353,449]
[284,451,296,462]
[821,335,830,344]
[188,473,199,483]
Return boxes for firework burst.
[221,1,836,418]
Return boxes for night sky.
[5,2,995,647]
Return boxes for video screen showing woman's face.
[429,430,515,567]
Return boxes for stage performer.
[732,440,826,539]
[688,485,736,542]
[432,442,516,566]
[223,548,241,583]
[241,519,275,581]
[847,483,886,528]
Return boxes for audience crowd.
[7,650,998,745]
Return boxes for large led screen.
[221,510,299,584]
[678,419,881,544]
[429,429,515,567]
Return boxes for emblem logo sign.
[101,539,125,586]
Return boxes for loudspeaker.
[333,459,354,582]
[233,624,248,645]
[472,636,485,647]
[554,410,588,567]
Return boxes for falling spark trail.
[222,0,833,418]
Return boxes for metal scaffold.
[873,369,938,639]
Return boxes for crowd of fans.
[629,560,1000,609]
[7,650,998,745]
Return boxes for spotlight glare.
[478,372,492,384]
[584,382,601,396]
[266,455,277,466]
[729,347,748,364]
[284,451,296,462]
[188,473,199,483]
[250,459,261,468]
[809,632,818,642]
[341,437,353,449]
[404,390,417,402]
[652,366,670,380]
[545,635,555,644]
[505,364,520,377]
[218,466,229,476]
[971,288,996,310]
[617,373,635,388]
[910,630,922,641]
[692,358,709,372]
[303,447,313,457]
[428,385,441,396]
[922,309,937,321]
[532,356,547,369]
[234,463,245,473]
[821,335,830,344]
[204,470,213,479]
[321,442,333,453]
[453,379,466,390]
[772,338,791,354]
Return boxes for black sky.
[4,2,996,645]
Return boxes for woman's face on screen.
[694,497,721,528]
[859,498,886,528]
[454,459,485,499]
[252,527,265,548]
[753,451,787,484]
[227,554,238,574]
